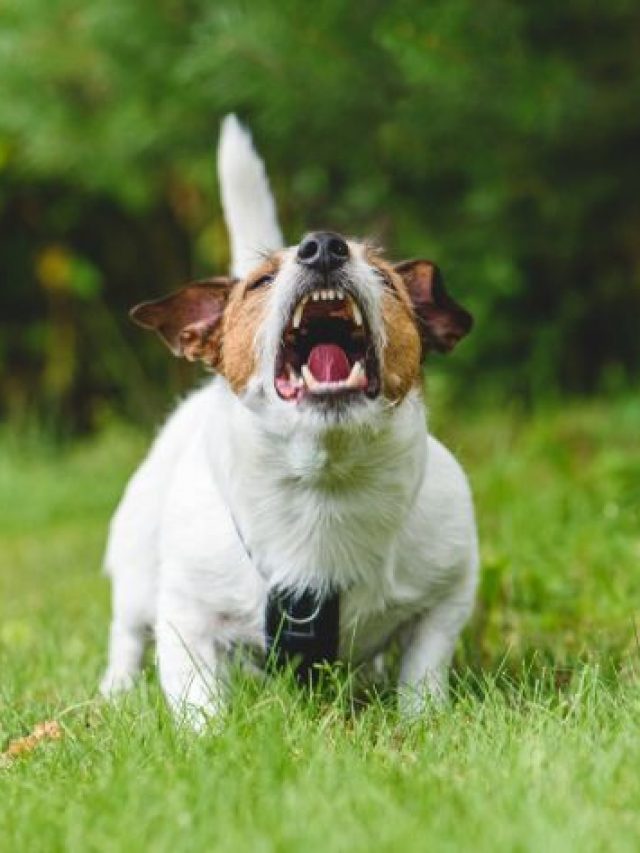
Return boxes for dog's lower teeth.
[348,360,364,384]
[299,359,366,394]
[301,363,318,390]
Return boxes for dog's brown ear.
[130,277,236,366]
[395,260,473,356]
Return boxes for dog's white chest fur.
[223,387,427,593]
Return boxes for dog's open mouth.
[275,286,380,403]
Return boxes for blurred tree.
[0,0,638,428]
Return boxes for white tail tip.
[217,114,284,279]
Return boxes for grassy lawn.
[1,396,639,852]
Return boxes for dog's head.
[131,232,472,427]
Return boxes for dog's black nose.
[297,231,349,273]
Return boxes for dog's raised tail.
[217,114,284,279]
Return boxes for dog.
[100,115,479,726]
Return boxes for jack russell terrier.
[100,115,479,725]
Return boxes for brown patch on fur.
[220,255,281,392]
[367,249,473,396]
[130,255,282,393]
[368,254,423,402]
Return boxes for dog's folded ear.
[130,278,236,366]
[394,260,473,356]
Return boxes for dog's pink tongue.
[307,344,351,382]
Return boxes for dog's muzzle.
[274,236,381,405]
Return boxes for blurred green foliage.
[1,0,639,430]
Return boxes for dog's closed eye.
[373,268,395,290]
[247,274,275,291]
[371,267,402,302]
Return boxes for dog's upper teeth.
[294,289,362,326]
[292,295,309,330]
[292,303,304,330]
[348,295,363,327]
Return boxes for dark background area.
[1,0,639,432]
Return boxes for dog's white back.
[100,116,479,726]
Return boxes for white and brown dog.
[100,115,479,725]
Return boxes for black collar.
[228,508,341,684]
[265,588,340,685]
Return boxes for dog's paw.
[174,704,224,735]
[397,683,448,720]
[99,668,137,698]
[167,691,227,734]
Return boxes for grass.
[1,395,640,852]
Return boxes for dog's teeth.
[312,292,320,302]
[292,294,309,329]
[345,360,363,387]
[292,301,305,329]
[337,290,345,300]
[348,296,363,327]
[322,290,329,301]
[301,363,319,390]
[328,289,335,300]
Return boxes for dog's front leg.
[156,592,224,731]
[397,596,472,717]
